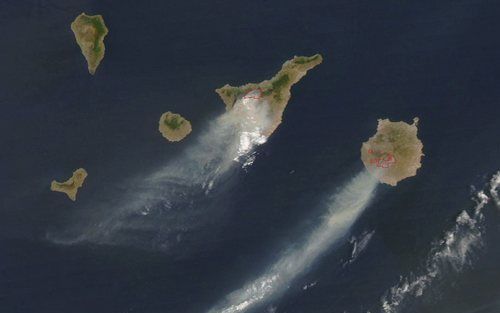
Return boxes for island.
[71,13,108,75]
[50,168,88,201]
[361,118,424,186]
[215,54,323,136]
[158,112,192,142]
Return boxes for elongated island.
[158,112,192,142]
[215,54,323,136]
[361,118,424,186]
[50,168,88,201]
[71,13,108,74]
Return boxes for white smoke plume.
[206,170,378,313]
[47,95,273,249]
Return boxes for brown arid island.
[215,54,323,136]
[361,118,424,186]
[50,168,88,201]
[71,13,108,75]
[158,112,192,142]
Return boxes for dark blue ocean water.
[1,1,500,313]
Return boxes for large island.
[215,54,323,136]
[361,118,424,186]
[50,168,88,201]
[71,13,108,75]
[158,112,192,142]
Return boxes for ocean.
[1,1,500,313]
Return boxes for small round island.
[158,111,192,142]
[361,118,424,186]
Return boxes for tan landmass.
[50,168,88,201]
[158,112,192,142]
[71,13,108,74]
[361,118,424,186]
[215,54,323,136]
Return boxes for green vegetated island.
[50,168,88,201]
[71,13,108,74]
[158,112,192,142]
[361,118,424,186]
[215,54,323,136]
